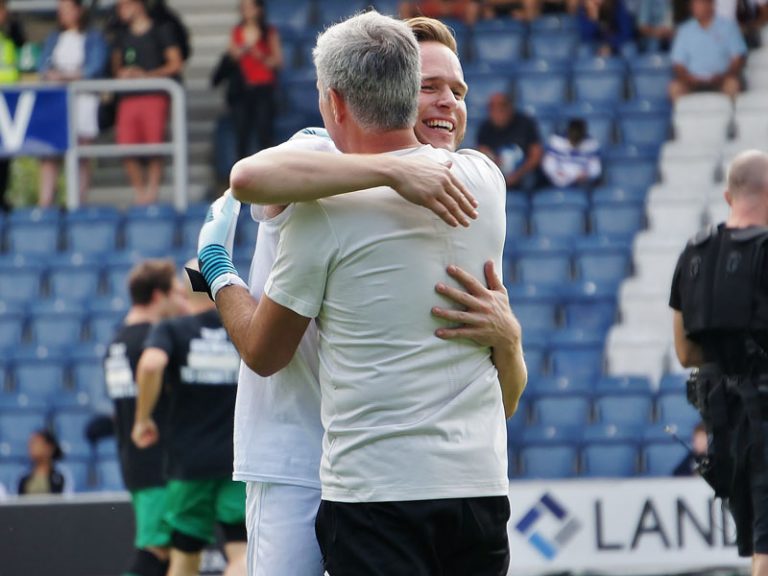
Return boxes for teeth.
[425,119,454,132]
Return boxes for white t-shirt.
[232,135,338,489]
[52,30,99,139]
[265,144,509,503]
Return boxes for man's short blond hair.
[405,16,458,55]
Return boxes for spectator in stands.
[716,0,767,47]
[112,0,184,205]
[0,0,25,213]
[18,430,68,496]
[577,0,636,56]
[637,0,675,50]
[542,118,602,187]
[478,0,540,20]
[477,92,543,191]
[668,0,746,101]
[673,422,709,476]
[38,0,107,208]
[228,0,282,160]
[399,0,481,24]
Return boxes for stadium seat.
[574,237,631,284]
[236,210,260,247]
[88,311,124,345]
[374,0,400,16]
[549,329,605,379]
[561,280,618,334]
[506,398,529,437]
[530,204,587,238]
[0,461,26,493]
[673,93,732,147]
[581,443,638,477]
[628,54,672,101]
[522,334,548,377]
[523,424,583,445]
[656,393,701,428]
[471,29,525,65]
[0,411,47,457]
[556,103,616,149]
[595,375,652,396]
[72,359,110,414]
[526,375,593,398]
[514,62,569,108]
[28,311,84,347]
[104,265,132,299]
[506,283,560,333]
[123,215,178,255]
[0,314,24,348]
[583,422,643,444]
[591,185,647,204]
[572,58,626,104]
[95,458,125,491]
[64,210,121,254]
[462,73,512,117]
[618,112,670,148]
[533,396,591,426]
[505,204,528,239]
[53,410,94,459]
[602,145,659,190]
[530,14,578,33]
[5,221,60,255]
[12,358,68,405]
[513,237,572,285]
[316,0,368,26]
[643,442,687,476]
[528,32,578,62]
[283,79,321,117]
[519,445,578,479]
[658,373,687,393]
[96,437,118,460]
[594,394,654,426]
[265,0,311,33]
[60,459,91,492]
[47,264,102,301]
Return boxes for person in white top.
[191,14,520,573]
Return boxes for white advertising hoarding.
[508,477,750,575]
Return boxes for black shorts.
[315,496,510,576]
[730,419,768,556]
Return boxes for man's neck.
[125,304,159,326]
[728,202,768,228]
[697,15,714,27]
[343,127,421,154]
[130,13,152,35]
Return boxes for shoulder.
[287,127,338,153]
[454,148,506,193]
[578,138,601,154]
[546,134,570,152]
[687,224,719,247]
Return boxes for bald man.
[669,150,768,572]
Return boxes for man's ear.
[724,188,732,207]
[328,88,346,124]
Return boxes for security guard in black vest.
[669,150,768,571]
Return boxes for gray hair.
[313,10,420,132]
[727,150,768,197]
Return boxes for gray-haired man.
[202,11,511,575]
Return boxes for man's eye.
[453,91,465,100]
[421,85,435,91]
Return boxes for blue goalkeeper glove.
[192,190,247,300]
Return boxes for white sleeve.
[457,148,506,193]
[264,201,338,319]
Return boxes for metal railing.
[65,78,189,211]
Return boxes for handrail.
[65,77,188,211]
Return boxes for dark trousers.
[233,84,275,159]
[315,496,511,576]
[0,159,9,211]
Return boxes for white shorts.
[245,481,323,576]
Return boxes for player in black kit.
[103,260,189,576]
[133,261,246,576]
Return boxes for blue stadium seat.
[548,329,604,379]
[374,0,400,16]
[530,14,578,33]
[123,215,178,254]
[0,263,43,303]
[316,0,368,26]
[591,200,646,239]
[533,396,591,426]
[60,459,91,492]
[96,437,118,459]
[0,411,47,457]
[284,79,321,117]
[561,280,618,333]
[581,443,637,477]
[528,33,579,62]
[72,359,110,414]
[532,187,589,208]
[557,102,615,148]
[0,314,24,348]
[574,238,631,284]
[656,393,701,428]
[523,424,584,445]
[64,210,121,254]
[266,0,312,33]
[505,204,528,238]
[514,61,569,108]
[603,145,659,190]
[618,112,670,148]
[506,398,529,437]
[591,185,647,204]
[89,311,124,344]
[513,238,572,285]
[507,283,560,333]
[628,54,673,102]
[530,204,586,238]
[181,216,203,250]
[104,265,132,299]
[0,391,47,411]
[53,410,94,459]
[463,73,512,117]
[47,264,102,301]
[0,461,26,493]
[520,445,578,479]
[594,394,654,426]
[527,375,593,398]
[522,333,548,377]
[5,221,60,254]
[95,458,125,491]
[595,375,652,396]
[236,210,260,247]
[583,422,643,444]
[658,373,687,393]
[28,311,84,347]
[643,442,687,476]
[572,70,626,105]
[12,358,68,405]
[471,29,525,65]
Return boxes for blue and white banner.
[0,87,69,157]
[508,477,750,575]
